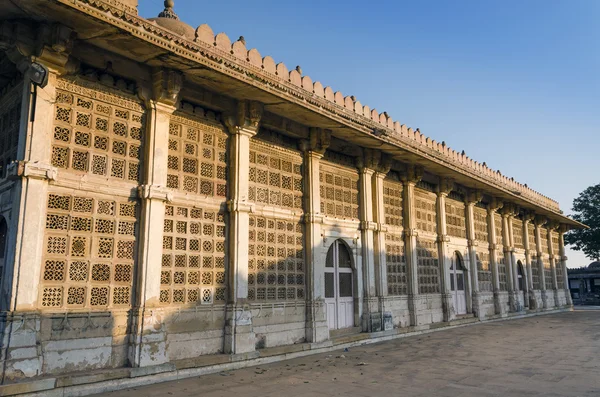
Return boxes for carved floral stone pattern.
[476,251,493,292]
[473,206,489,243]
[383,178,407,296]
[41,192,138,309]
[383,179,403,227]
[415,189,437,234]
[247,216,305,301]
[497,251,508,292]
[167,114,227,197]
[445,197,466,239]
[319,161,359,220]
[52,80,144,182]
[161,204,226,305]
[416,239,440,294]
[513,219,524,249]
[531,258,541,290]
[249,139,303,210]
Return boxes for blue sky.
[140,0,599,267]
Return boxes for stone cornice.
[48,0,573,219]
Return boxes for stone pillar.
[401,165,423,326]
[487,200,502,315]
[534,216,548,309]
[558,226,573,306]
[0,22,74,379]
[465,191,481,318]
[223,100,264,354]
[548,224,560,308]
[129,69,181,368]
[436,178,454,322]
[372,156,392,330]
[358,164,379,331]
[302,128,330,344]
[500,209,517,312]
[523,213,536,310]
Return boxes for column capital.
[224,100,264,136]
[360,221,378,231]
[137,184,173,202]
[400,164,424,185]
[357,148,392,174]
[523,211,535,224]
[465,189,483,205]
[304,213,325,224]
[7,160,57,182]
[488,197,503,213]
[300,127,331,154]
[437,177,454,196]
[1,21,76,75]
[534,215,547,227]
[151,68,183,107]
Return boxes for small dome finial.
[159,0,179,19]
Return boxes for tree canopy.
[565,183,600,260]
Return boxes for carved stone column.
[487,199,502,315]
[548,222,560,308]
[0,22,74,379]
[534,216,548,309]
[401,165,423,326]
[372,155,392,330]
[558,225,573,306]
[465,191,481,318]
[223,100,263,354]
[436,178,454,322]
[523,213,536,310]
[302,128,330,344]
[500,207,517,312]
[129,68,181,368]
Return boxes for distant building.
[568,262,600,305]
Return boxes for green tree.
[565,183,600,260]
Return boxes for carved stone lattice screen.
[540,228,549,255]
[531,258,540,290]
[416,239,440,294]
[0,85,21,178]
[477,251,493,292]
[167,113,228,197]
[383,178,406,295]
[383,178,403,228]
[513,219,524,249]
[552,232,564,289]
[528,224,536,252]
[42,192,138,309]
[497,251,507,291]
[248,140,303,211]
[494,213,503,246]
[473,206,489,243]
[445,198,466,239]
[386,233,407,295]
[415,189,437,234]
[543,259,553,288]
[247,216,305,301]
[161,205,226,305]
[320,157,359,220]
[51,80,144,183]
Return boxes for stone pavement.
[95,310,600,397]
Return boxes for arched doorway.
[324,240,354,330]
[450,252,467,315]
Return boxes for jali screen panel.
[477,251,493,292]
[497,251,507,291]
[473,206,489,243]
[161,205,226,305]
[416,239,440,294]
[513,219,524,249]
[415,189,437,235]
[320,155,359,220]
[42,192,138,309]
[52,79,144,183]
[445,197,466,239]
[383,177,406,295]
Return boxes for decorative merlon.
[7,161,58,181]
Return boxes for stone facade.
[0,0,583,394]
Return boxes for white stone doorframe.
[321,235,361,331]
[449,250,469,316]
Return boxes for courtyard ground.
[96,310,600,397]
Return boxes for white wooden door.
[450,254,467,315]
[324,240,354,330]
